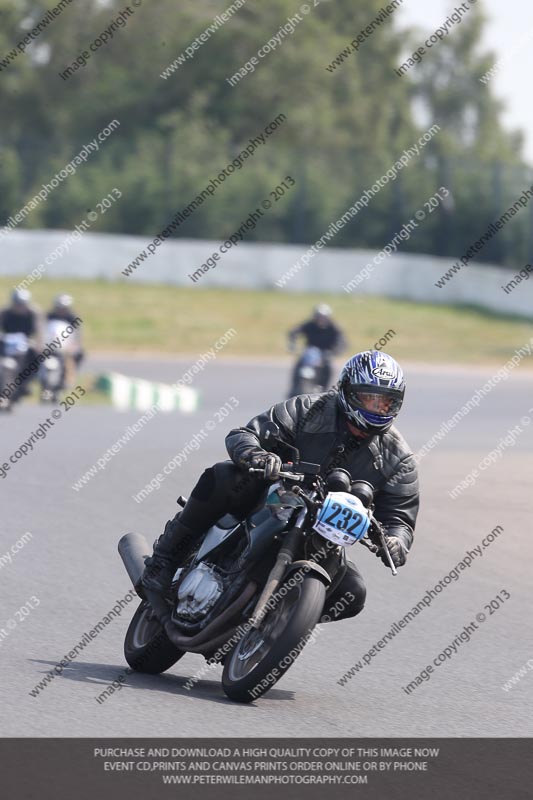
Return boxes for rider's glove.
[376,535,409,568]
[249,452,283,480]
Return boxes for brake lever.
[291,485,321,511]
[369,515,398,576]
[248,467,305,482]
[359,537,379,554]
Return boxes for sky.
[397,0,533,163]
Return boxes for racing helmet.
[314,303,332,318]
[54,294,73,309]
[338,351,405,435]
[11,288,31,306]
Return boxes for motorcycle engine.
[174,562,224,622]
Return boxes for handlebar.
[248,464,397,575]
[248,464,306,482]
[368,513,398,576]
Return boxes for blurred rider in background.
[0,289,41,396]
[287,304,347,395]
[46,294,84,387]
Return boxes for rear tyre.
[124,601,184,674]
[222,575,326,703]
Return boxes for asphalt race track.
[1,355,532,737]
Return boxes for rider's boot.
[141,497,219,595]
[141,513,198,595]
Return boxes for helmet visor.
[344,385,403,417]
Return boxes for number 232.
[323,502,363,533]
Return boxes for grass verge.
[0,278,531,365]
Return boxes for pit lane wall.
[0,229,531,319]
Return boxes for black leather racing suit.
[178,390,419,622]
[0,307,40,397]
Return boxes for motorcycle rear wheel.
[222,575,326,703]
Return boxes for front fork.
[248,507,307,629]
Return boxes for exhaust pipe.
[119,533,257,653]
[145,581,257,651]
[118,532,151,590]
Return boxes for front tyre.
[124,601,184,674]
[222,575,326,703]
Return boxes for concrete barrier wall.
[0,229,531,318]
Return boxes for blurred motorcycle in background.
[0,332,30,412]
[287,305,346,397]
[39,319,70,403]
[289,346,331,397]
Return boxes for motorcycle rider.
[47,294,79,325]
[287,304,347,395]
[0,289,41,397]
[46,294,84,387]
[142,351,419,623]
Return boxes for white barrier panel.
[0,229,531,319]
[96,372,198,412]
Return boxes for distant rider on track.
[0,289,41,398]
[287,304,347,395]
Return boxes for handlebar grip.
[248,464,304,482]
[249,463,293,473]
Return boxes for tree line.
[0,0,530,269]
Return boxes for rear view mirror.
[261,421,281,442]
[261,420,301,463]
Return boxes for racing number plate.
[313,492,370,547]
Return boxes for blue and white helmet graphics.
[338,351,405,434]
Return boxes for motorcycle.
[0,332,30,412]
[118,422,396,702]
[38,320,71,403]
[289,346,330,397]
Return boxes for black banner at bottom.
[2,738,531,799]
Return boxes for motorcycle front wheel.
[222,575,326,703]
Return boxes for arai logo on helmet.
[372,364,395,380]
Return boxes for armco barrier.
[0,229,531,319]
